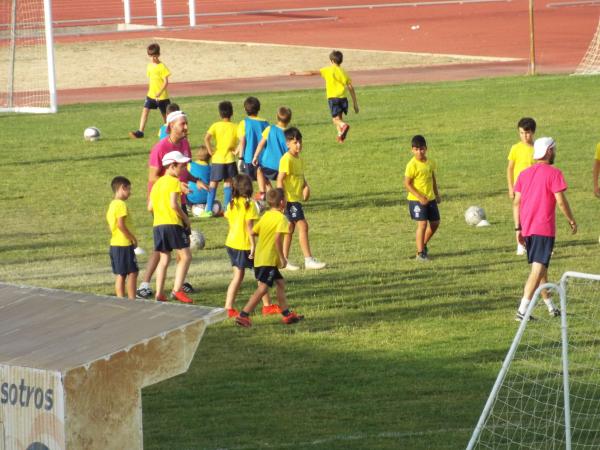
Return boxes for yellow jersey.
[405,157,437,201]
[508,141,534,184]
[106,199,134,246]
[595,142,600,160]
[253,209,289,268]
[320,65,351,98]
[150,175,182,226]
[207,120,238,164]
[224,198,260,250]
[279,152,305,203]
[146,62,170,100]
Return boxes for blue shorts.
[525,235,555,267]
[408,200,440,222]
[153,225,190,252]
[328,97,348,117]
[254,266,283,287]
[227,246,254,269]
[285,202,305,223]
[210,163,238,182]
[143,97,170,115]
[109,245,139,276]
[260,167,279,181]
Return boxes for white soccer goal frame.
[1,0,57,113]
[466,271,600,450]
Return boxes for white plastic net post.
[189,0,196,27]
[574,17,600,75]
[467,272,600,450]
[0,0,57,113]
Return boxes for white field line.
[546,0,600,6]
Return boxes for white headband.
[166,111,187,124]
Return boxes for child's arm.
[594,159,600,198]
[432,173,441,204]
[507,160,516,199]
[204,133,214,156]
[170,192,191,229]
[404,176,428,205]
[252,137,267,166]
[154,76,169,100]
[276,171,286,189]
[288,70,320,76]
[246,219,256,259]
[347,82,359,113]
[274,232,287,269]
[116,216,138,248]
[303,177,310,201]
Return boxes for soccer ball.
[83,127,101,141]
[191,204,205,217]
[212,200,222,216]
[189,230,205,250]
[465,206,486,226]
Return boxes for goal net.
[467,272,600,449]
[574,17,600,75]
[0,0,57,113]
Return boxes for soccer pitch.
[1,74,600,449]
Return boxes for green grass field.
[1,74,600,449]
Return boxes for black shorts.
[227,246,254,269]
[153,225,190,252]
[525,235,555,267]
[254,266,283,287]
[109,245,139,276]
[328,97,348,117]
[144,97,170,115]
[285,202,305,223]
[240,161,257,181]
[210,162,238,182]
[260,167,279,181]
[408,200,440,222]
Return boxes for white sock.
[139,281,150,290]
[305,256,314,264]
[518,298,531,315]
[543,298,557,312]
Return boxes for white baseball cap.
[166,110,187,124]
[162,150,190,166]
[533,137,556,160]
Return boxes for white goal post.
[467,271,600,450]
[0,0,57,113]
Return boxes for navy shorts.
[408,200,440,222]
[285,202,305,223]
[328,97,348,117]
[153,225,190,252]
[240,161,257,181]
[109,245,139,276]
[227,246,254,269]
[210,162,238,182]
[260,167,279,181]
[525,235,555,267]
[143,97,170,115]
[254,266,283,287]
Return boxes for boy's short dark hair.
[147,43,160,56]
[284,127,302,142]
[219,101,233,119]
[277,106,292,125]
[111,176,131,193]
[517,117,536,132]
[166,103,180,115]
[329,50,343,65]
[267,188,284,207]
[243,97,260,116]
[411,135,427,148]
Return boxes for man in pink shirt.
[513,137,577,321]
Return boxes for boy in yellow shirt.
[404,135,441,262]
[130,43,171,139]
[594,142,600,198]
[106,176,139,299]
[277,127,326,270]
[506,117,536,255]
[235,188,304,328]
[202,100,238,217]
[148,151,193,303]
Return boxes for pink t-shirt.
[147,137,191,203]
[514,163,567,237]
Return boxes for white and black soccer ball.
[83,126,101,141]
[465,206,486,226]
[191,204,205,217]
[189,230,205,250]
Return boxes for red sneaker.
[339,123,350,141]
[172,290,193,304]
[227,308,239,318]
[262,304,282,316]
[156,294,168,302]
[235,315,252,328]
[282,311,304,325]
